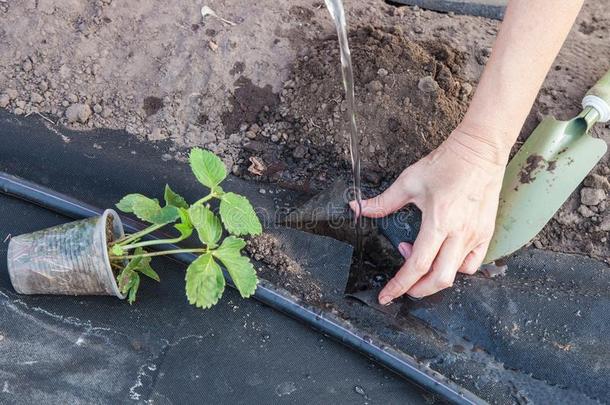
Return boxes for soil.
[105,214,115,245]
[0,0,608,263]
[247,233,323,303]
[518,154,546,186]
[105,214,123,277]
[273,26,468,179]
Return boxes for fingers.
[458,241,488,275]
[349,180,412,219]
[378,222,444,305]
[407,236,466,298]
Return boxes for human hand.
[350,127,508,304]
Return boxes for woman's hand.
[347,0,584,305]
[350,127,508,304]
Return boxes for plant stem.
[113,223,166,247]
[120,234,189,250]
[110,248,206,260]
[194,192,217,206]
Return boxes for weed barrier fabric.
[0,194,430,404]
[0,111,473,403]
[2,111,609,404]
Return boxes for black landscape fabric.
[1,111,609,404]
[0,195,427,404]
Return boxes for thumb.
[349,179,411,219]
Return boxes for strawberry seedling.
[109,148,262,309]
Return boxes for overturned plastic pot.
[7,209,125,298]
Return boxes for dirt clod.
[417,76,439,93]
[142,96,164,117]
[65,103,92,124]
[584,173,610,191]
[221,77,279,134]
[580,187,606,206]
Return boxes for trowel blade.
[485,115,607,263]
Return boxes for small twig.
[201,6,236,26]
[36,112,56,125]
[3,234,11,243]
[309,118,321,129]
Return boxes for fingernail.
[398,243,411,259]
[379,295,392,306]
[348,200,360,215]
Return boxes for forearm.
[453,0,584,165]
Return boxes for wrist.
[448,122,514,168]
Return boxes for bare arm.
[457,0,585,164]
[351,0,584,303]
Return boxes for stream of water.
[324,0,364,268]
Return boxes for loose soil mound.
[284,26,468,177]
[237,20,610,263]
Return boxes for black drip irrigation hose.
[0,172,485,405]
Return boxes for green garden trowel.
[484,69,610,263]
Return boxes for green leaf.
[118,268,135,295]
[189,205,222,247]
[137,261,160,282]
[116,248,153,303]
[185,253,226,309]
[164,185,189,209]
[122,194,179,224]
[219,192,262,236]
[213,236,258,298]
[189,148,227,189]
[116,194,143,213]
[174,208,194,239]
[117,252,144,293]
[127,251,159,282]
[123,254,143,273]
[215,235,246,253]
[174,222,193,239]
[127,273,140,304]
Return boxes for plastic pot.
[7,209,125,298]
